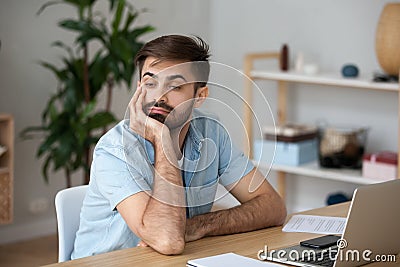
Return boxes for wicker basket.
[319,126,368,169]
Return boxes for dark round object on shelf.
[326,193,350,206]
[341,64,359,77]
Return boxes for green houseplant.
[21,0,154,187]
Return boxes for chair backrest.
[55,185,88,262]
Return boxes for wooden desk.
[43,203,398,267]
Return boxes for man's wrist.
[186,215,208,242]
[152,126,170,144]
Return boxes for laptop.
[267,179,400,267]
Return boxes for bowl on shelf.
[318,126,369,169]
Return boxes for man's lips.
[148,107,170,115]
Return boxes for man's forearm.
[186,193,286,241]
[139,135,186,254]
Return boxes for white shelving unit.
[250,70,398,92]
[243,52,399,199]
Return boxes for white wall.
[0,0,398,243]
[0,0,210,244]
[208,0,399,212]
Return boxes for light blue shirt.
[71,109,254,259]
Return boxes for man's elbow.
[276,204,287,225]
[154,237,185,255]
[274,197,287,226]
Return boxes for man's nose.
[147,85,169,103]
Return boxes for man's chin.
[148,113,166,124]
[147,113,189,130]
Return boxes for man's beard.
[143,100,195,130]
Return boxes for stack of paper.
[282,215,346,235]
[187,253,285,267]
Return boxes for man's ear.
[194,86,208,108]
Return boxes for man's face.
[139,57,201,130]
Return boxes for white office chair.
[55,185,88,262]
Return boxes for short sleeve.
[93,145,152,210]
[217,126,254,187]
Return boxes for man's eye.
[168,85,181,90]
[144,82,157,89]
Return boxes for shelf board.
[0,167,9,175]
[0,114,12,122]
[250,69,399,92]
[255,161,384,185]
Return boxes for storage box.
[362,151,398,181]
[263,123,318,142]
[253,139,318,166]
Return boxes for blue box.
[253,139,318,166]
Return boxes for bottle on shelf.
[280,44,289,71]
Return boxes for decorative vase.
[375,3,400,76]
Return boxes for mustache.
[143,100,174,112]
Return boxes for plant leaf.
[51,41,74,59]
[59,19,105,44]
[36,0,63,16]
[19,126,47,140]
[129,25,155,40]
[81,101,96,121]
[122,11,137,32]
[58,19,85,31]
[38,61,66,81]
[64,0,96,10]
[112,0,125,34]
[85,112,116,130]
[108,0,118,11]
[42,155,52,184]
[37,132,59,157]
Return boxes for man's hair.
[134,35,211,89]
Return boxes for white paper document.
[187,252,284,267]
[282,215,346,235]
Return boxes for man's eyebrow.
[142,72,157,79]
[166,74,187,82]
[142,72,188,82]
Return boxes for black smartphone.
[300,235,340,249]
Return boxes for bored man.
[71,35,286,259]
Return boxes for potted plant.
[21,0,154,187]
